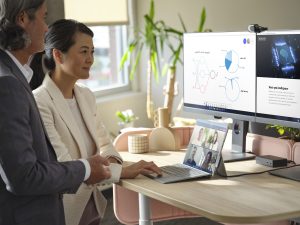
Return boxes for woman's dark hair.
[0,0,45,50]
[44,19,94,71]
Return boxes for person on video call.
[209,130,218,150]
[200,151,213,172]
[0,1,112,224]
[186,145,198,166]
[197,127,204,142]
[33,19,162,225]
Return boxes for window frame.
[84,25,131,98]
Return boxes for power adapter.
[256,155,287,168]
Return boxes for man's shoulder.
[0,73,20,90]
[0,60,13,77]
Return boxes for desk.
[117,151,300,224]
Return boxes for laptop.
[269,166,300,182]
[146,119,228,184]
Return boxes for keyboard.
[160,164,209,177]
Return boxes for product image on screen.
[256,31,300,125]
[183,32,256,118]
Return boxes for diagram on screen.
[183,33,256,113]
[225,50,239,73]
[192,57,218,93]
[220,50,244,102]
[222,76,240,101]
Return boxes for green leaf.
[178,14,187,33]
[164,27,183,36]
[198,7,206,32]
[129,43,143,80]
[151,52,159,82]
[278,128,285,136]
[149,0,155,20]
[115,111,127,123]
[119,50,129,70]
[119,41,137,70]
[144,15,158,30]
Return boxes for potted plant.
[266,124,300,142]
[119,0,208,125]
[116,109,138,129]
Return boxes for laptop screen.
[183,119,228,174]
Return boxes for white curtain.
[64,0,128,25]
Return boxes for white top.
[67,97,96,157]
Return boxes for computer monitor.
[183,32,256,121]
[256,30,300,129]
[183,31,300,161]
[183,32,257,161]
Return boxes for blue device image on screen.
[272,39,296,78]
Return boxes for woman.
[200,151,212,172]
[33,19,161,225]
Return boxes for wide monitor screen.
[183,32,256,121]
[256,31,300,127]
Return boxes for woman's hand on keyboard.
[121,160,162,179]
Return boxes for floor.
[101,188,222,225]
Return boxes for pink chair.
[113,127,199,224]
[246,133,293,160]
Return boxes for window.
[78,25,129,96]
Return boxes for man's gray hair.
[0,0,45,51]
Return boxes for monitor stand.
[222,120,256,163]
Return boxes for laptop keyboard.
[160,164,209,177]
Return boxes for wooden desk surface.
[118,150,300,224]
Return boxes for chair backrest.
[246,133,293,159]
[113,126,194,152]
[292,142,300,163]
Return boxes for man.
[0,1,111,224]
[186,145,197,166]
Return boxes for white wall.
[96,92,151,136]
[135,0,300,122]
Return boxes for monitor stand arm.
[222,120,255,162]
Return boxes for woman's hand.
[121,160,162,179]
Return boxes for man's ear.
[53,49,64,64]
[16,11,28,28]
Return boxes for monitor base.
[222,152,256,163]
